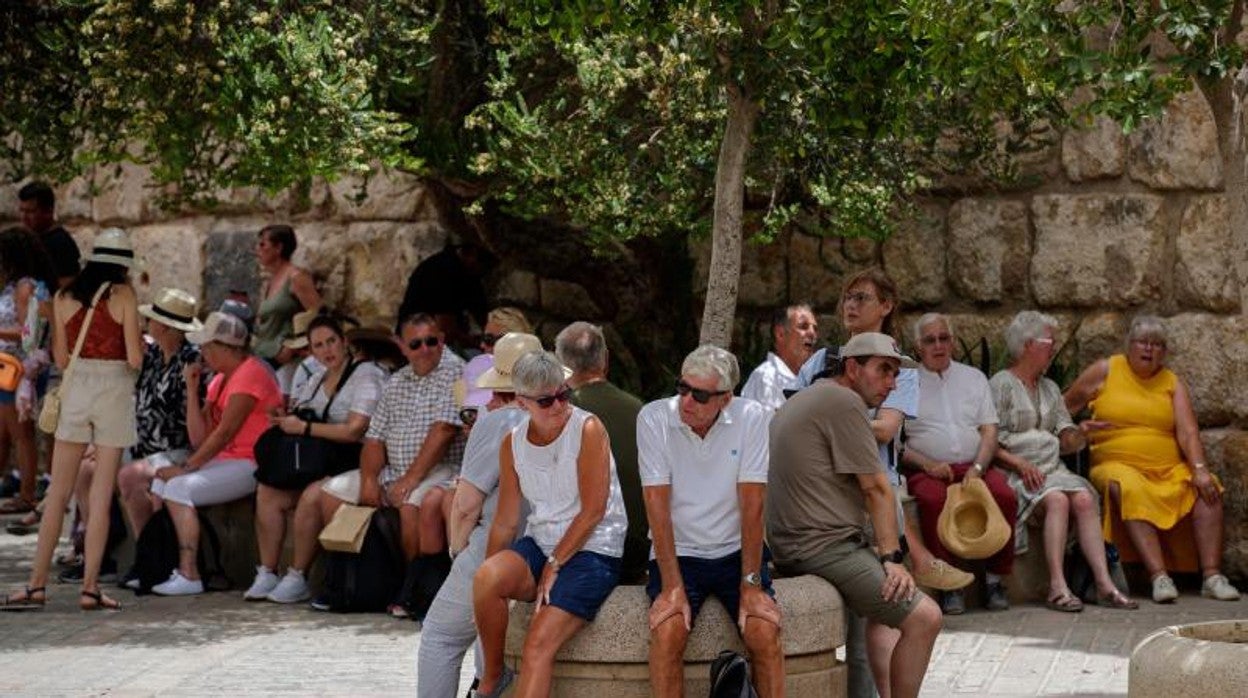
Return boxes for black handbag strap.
[320,359,362,422]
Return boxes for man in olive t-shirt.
[767,333,941,698]
[556,321,648,583]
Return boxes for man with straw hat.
[768,333,942,698]
[113,288,205,586]
[417,332,539,698]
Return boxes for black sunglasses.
[480,333,500,347]
[407,336,441,350]
[458,407,479,426]
[676,379,730,404]
[523,387,573,409]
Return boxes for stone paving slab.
[1,525,1244,696]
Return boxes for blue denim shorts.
[0,388,14,405]
[511,536,621,622]
[645,548,775,626]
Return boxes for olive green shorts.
[778,537,924,629]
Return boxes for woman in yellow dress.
[1065,315,1239,604]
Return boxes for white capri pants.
[150,458,257,507]
[321,464,456,507]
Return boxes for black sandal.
[80,589,122,612]
[1,586,46,611]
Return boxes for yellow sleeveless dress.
[1087,354,1219,572]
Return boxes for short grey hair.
[1127,314,1168,347]
[912,312,954,345]
[555,321,607,373]
[512,351,568,396]
[680,344,739,392]
[1004,310,1059,360]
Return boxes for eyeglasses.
[1131,338,1166,350]
[1030,337,1055,348]
[407,336,441,350]
[458,407,479,426]
[919,333,952,346]
[842,291,877,305]
[675,379,730,404]
[480,333,500,347]
[523,387,572,409]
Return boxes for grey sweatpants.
[416,537,488,698]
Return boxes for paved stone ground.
[0,527,1243,696]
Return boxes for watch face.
[743,572,761,586]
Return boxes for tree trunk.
[699,84,760,348]
[1203,1,1248,316]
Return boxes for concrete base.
[1129,620,1248,697]
[504,576,846,697]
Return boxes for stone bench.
[504,575,847,696]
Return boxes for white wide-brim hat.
[89,227,141,270]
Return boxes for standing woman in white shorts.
[1,228,144,612]
[149,311,283,596]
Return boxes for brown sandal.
[1046,591,1084,613]
[1097,589,1139,610]
[1,586,46,611]
[80,589,122,612]
[0,497,36,515]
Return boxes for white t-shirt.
[905,361,998,464]
[291,360,388,424]
[459,404,528,549]
[637,395,770,559]
[740,352,800,412]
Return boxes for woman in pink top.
[149,311,282,596]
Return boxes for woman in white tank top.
[472,350,627,698]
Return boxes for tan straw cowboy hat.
[476,332,568,390]
[937,477,1012,560]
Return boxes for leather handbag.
[39,283,110,435]
[253,361,363,490]
[319,503,377,553]
[0,353,23,392]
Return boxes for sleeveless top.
[253,277,300,360]
[1088,354,1183,470]
[0,277,48,355]
[65,295,126,360]
[511,406,628,558]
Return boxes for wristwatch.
[878,549,905,565]
[546,554,561,572]
[742,572,762,587]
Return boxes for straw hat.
[282,309,320,350]
[476,332,570,390]
[937,477,1012,560]
[138,288,203,333]
[89,227,141,269]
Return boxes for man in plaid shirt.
[320,313,465,564]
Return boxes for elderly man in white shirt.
[740,304,817,411]
[640,345,785,697]
[900,313,1018,616]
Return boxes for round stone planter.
[503,575,847,697]
[1128,620,1248,697]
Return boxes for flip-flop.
[6,509,40,535]
[1046,591,1084,613]
[0,586,46,611]
[0,497,36,515]
[1097,589,1139,610]
[80,590,122,612]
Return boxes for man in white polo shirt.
[639,345,784,698]
[740,303,818,411]
[901,313,1017,615]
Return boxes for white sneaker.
[152,569,204,597]
[1202,574,1241,601]
[266,569,311,604]
[1152,574,1179,603]
[243,566,279,601]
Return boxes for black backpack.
[132,508,230,595]
[709,650,759,698]
[319,506,405,613]
[397,553,453,621]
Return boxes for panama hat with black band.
[139,287,204,333]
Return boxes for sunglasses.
[458,407,479,426]
[675,379,730,404]
[523,387,573,409]
[407,336,441,350]
[480,333,500,347]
